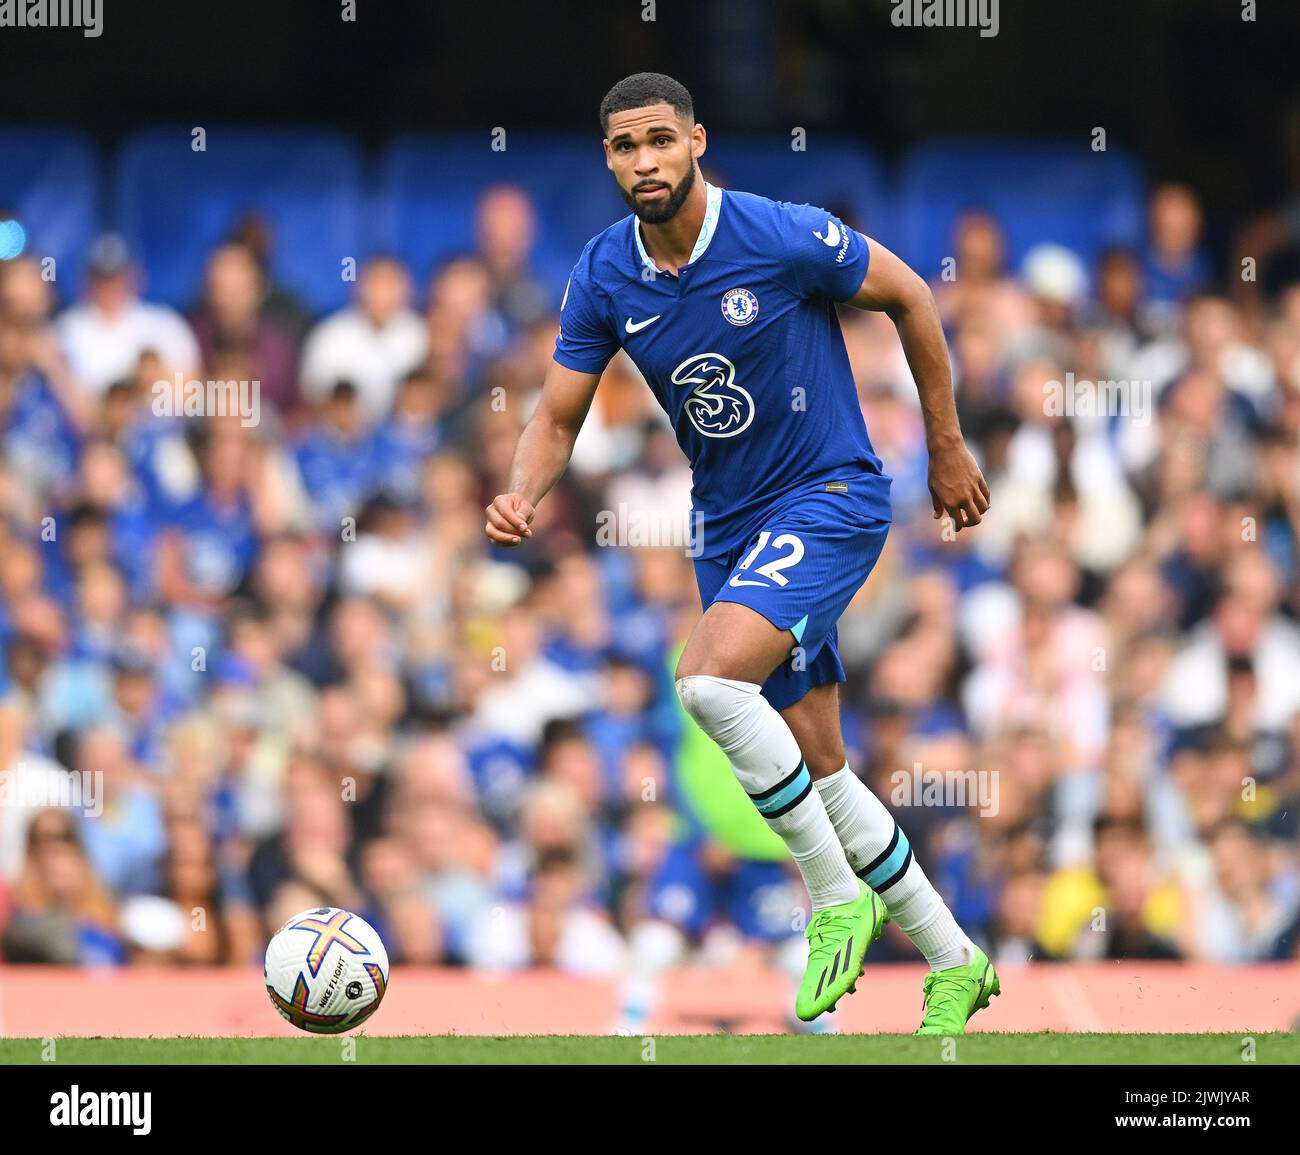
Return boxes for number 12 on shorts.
[728,531,805,588]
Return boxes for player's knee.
[675,674,759,741]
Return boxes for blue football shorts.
[692,484,891,712]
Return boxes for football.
[264,908,390,1034]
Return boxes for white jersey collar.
[635,180,722,274]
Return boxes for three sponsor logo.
[673,352,754,439]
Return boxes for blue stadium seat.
[702,136,891,240]
[113,128,365,316]
[0,128,100,302]
[896,141,1145,278]
[376,132,628,303]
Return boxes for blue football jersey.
[554,182,893,558]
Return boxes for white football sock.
[676,675,859,910]
[815,763,975,970]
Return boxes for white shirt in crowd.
[1161,617,1300,730]
[298,307,427,421]
[57,300,201,395]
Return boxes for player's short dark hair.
[599,72,694,133]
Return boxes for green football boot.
[795,881,888,1022]
[914,944,1000,1035]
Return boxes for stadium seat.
[112,128,365,316]
[0,128,101,302]
[702,135,891,241]
[376,132,628,302]
[896,141,1145,278]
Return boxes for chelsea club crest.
[721,287,759,326]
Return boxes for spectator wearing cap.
[55,232,200,397]
[1012,242,1090,365]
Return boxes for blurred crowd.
[1,164,1299,984]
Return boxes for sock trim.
[748,761,812,818]
[858,823,913,893]
[875,844,914,892]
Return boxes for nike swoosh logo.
[624,315,661,334]
[728,574,768,588]
[813,220,841,248]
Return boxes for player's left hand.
[928,439,990,533]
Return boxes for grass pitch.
[0,1033,1295,1064]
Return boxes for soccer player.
[485,72,999,1031]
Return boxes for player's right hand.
[484,493,535,546]
[928,439,990,534]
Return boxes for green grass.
[0,1033,1295,1065]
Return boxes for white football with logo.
[264,907,390,1034]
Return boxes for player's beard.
[621,163,696,225]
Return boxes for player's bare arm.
[848,237,991,532]
[484,360,601,545]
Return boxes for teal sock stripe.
[748,761,813,819]
[860,823,913,892]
